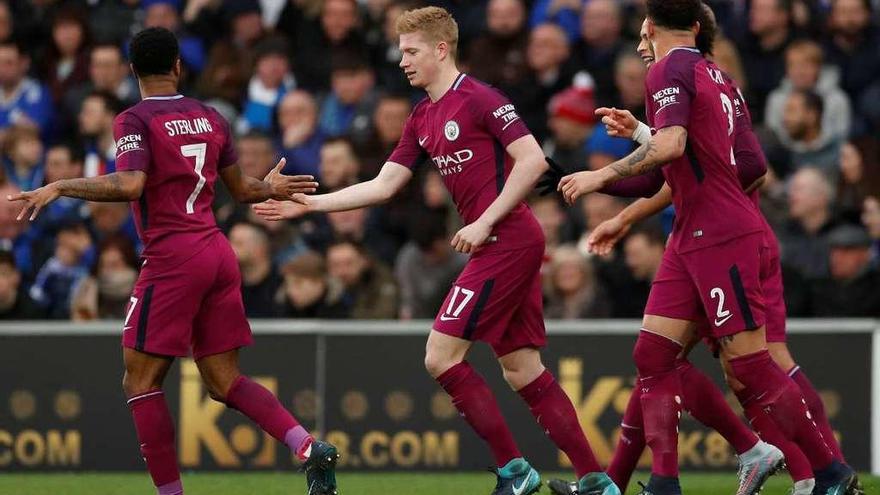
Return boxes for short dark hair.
[647,0,701,31]
[695,2,717,56]
[85,90,125,115]
[129,27,179,77]
[0,40,25,57]
[48,141,86,164]
[91,42,125,61]
[629,225,667,248]
[331,48,371,73]
[0,250,16,270]
[796,89,824,118]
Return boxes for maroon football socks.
[518,369,602,477]
[128,390,182,495]
[437,361,521,467]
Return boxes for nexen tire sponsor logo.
[432,149,473,176]
[652,86,680,112]
[116,134,142,154]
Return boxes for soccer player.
[552,1,858,494]
[8,28,340,495]
[562,7,855,495]
[253,7,620,495]
[547,7,823,495]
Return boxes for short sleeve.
[216,113,238,169]
[387,111,428,170]
[646,57,695,131]
[113,112,151,173]
[474,87,531,148]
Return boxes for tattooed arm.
[7,171,147,221]
[55,171,148,201]
[607,126,687,179]
[557,126,687,204]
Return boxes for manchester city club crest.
[444,120,460,141]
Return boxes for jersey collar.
[143,94,184,101]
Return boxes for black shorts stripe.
[728,265,757,330]
[493,141,505,194]
[135,284,155,352]
[685,143,705,183]
[463,279,495,340]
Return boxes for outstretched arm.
[557,126,687,204]
[220,157,318,204]
[8,171,147,221]
[252,162,413,220]
[586,183,673,255]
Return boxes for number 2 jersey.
[113,94,236,267]
[646,47,764,254]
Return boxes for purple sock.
[157,480,183,495]
[285,425,313,460]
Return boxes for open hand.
[558,170,605,205]
[586,215,631,255]
[252,197,310,221]
[595,107,638,139]
[7,183,60,221]
[264,157,319,200]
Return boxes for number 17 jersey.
[113,94,237,267]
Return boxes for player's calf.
[633,330,683,479]
[128,390,182,495]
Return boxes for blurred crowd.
[0,0,879,322]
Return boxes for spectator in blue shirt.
[238,38,296,134]
[78,91,122,177]
[318,52,379,145]
[277,90,324,178]
[29,222,94,319]
[141,0,205,74]
[0,41,53,139]
[2,125,44,191]
[529,0,583,42]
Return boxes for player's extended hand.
[595,107,638,139]
[7,183,61,221]
[252,198,310,221]
[536,156,567,196]
[264,157,319,200]
[558,170,604,205]
[586,215,631,256]
[451,220,492,254]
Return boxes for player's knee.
[122,371,160,398]
[424,351,456,378]
[501,367,530,390]
[632,331,678,376]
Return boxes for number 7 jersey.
[113,94,237,267]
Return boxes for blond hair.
[396,6,459,58]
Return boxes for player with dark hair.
[8,27,340,495]
[558,6,857,495]
[254,6,620,495]
[548,1,858,493]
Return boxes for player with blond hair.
[254,6,620,495]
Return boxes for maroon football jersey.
[646,48,764,253]
[389,74,544,252]
[113,94,237,266]
[723,72,767,206]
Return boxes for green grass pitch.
[0,472,877,494]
